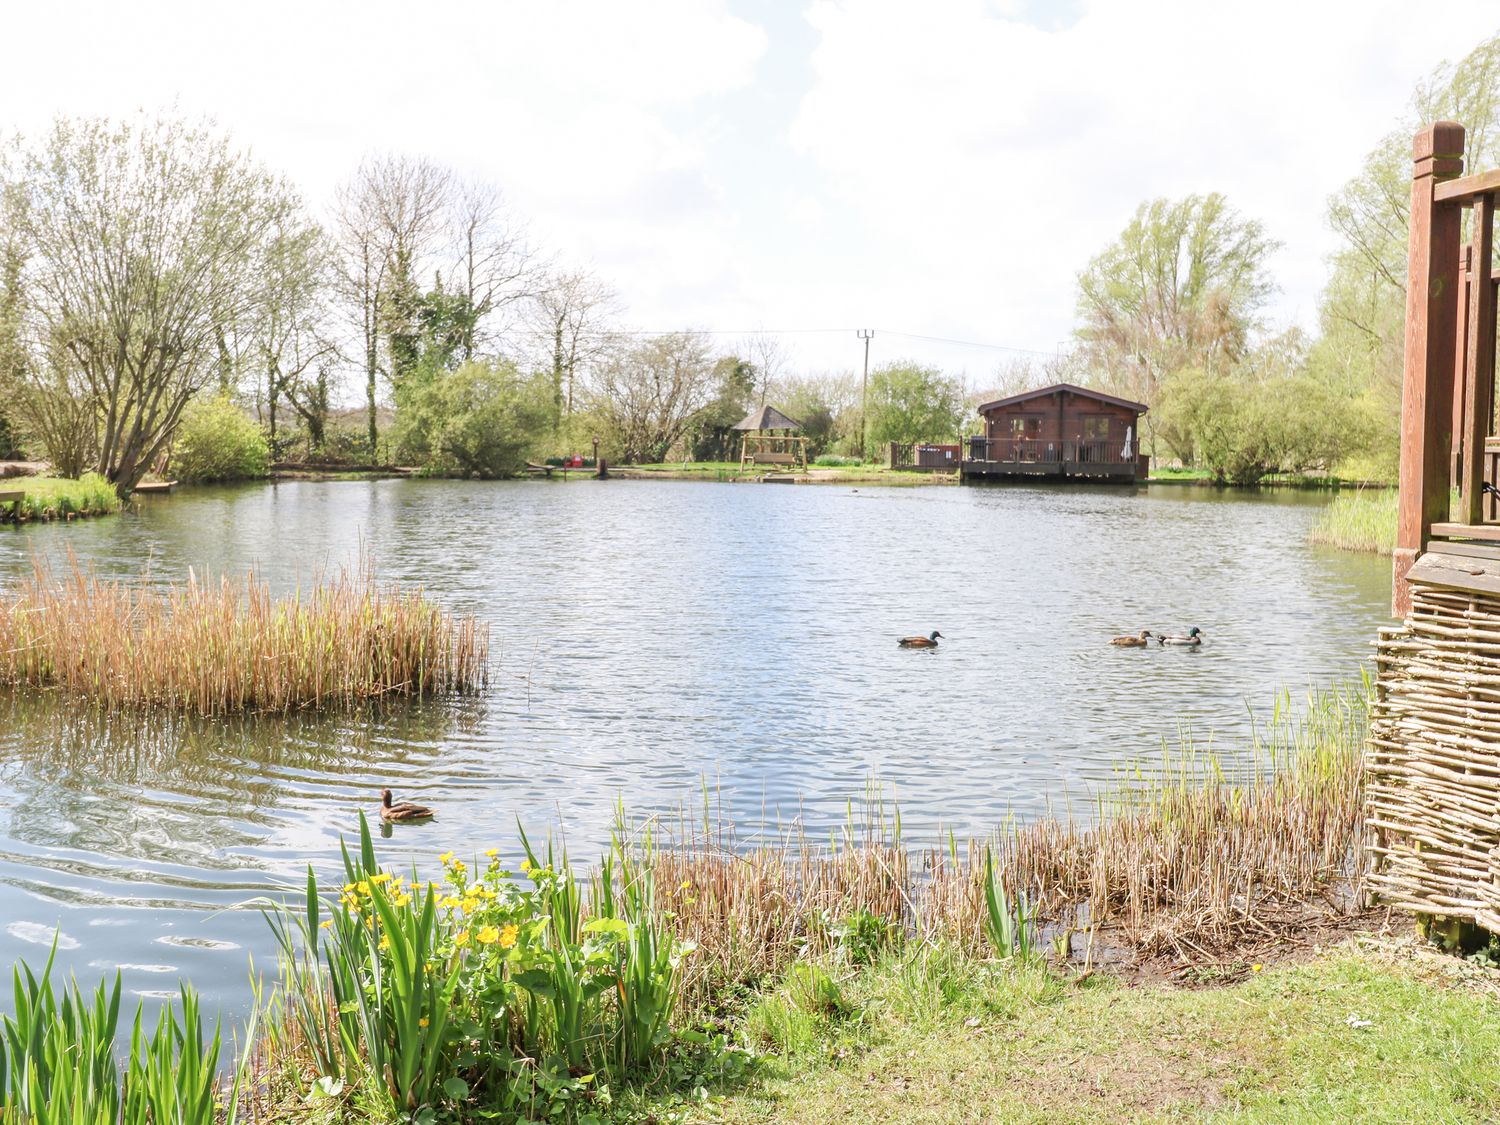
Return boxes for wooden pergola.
[734,404,808,471]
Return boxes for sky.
[1,0,1496,386]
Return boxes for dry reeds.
[0,557,488,713]
[642,687,1368,993]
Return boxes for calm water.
[0,478,1389,1014]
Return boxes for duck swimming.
[1110,630,1154,647]
[1157,627,1203,647]
[898,631,943,649]
[379,788,435,823]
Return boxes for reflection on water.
[0,478,1391,1014]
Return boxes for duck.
[379,788,435,823]
[898,631,943,649]
[1110,630,1154,647]
[1157,627,1204,647]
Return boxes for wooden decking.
[960,439,1147,482]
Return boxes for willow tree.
[4,114,288,497]
[1073,193,1278,457]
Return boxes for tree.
[1322,32,1500,466]
[170,393,271,482]
[591,333,718,462]
[1157,331,1373,484]
[527,268,621,421]
[393,359,551,477]
[449,182,535,361]
[865,361,966,449]
[3,114,288,496]
[334,155,452,454]
[774,372,858,457]
[687,356,756,460]
[1074,193,1279,452]
[741,330,790,407]
[255,210,336,455]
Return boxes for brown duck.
[1110,630,1154,647]
[379,788,434,823]
[898,631,943,649]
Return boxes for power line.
[503,324,1057,356]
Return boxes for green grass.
[1308,489,1398,555]
[2,473,121,520]
[704,944,1500,1124]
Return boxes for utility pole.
[857,329,874,460]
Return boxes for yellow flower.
[481,887,496,900]
[679,880,692,891]
[370,872,392,885]
[319,920,332,930]
[453,931,470,948]
[418,1017,429,1028]
[439,851,454,865]
[463,884,482,898]
[499,924,519,949]
[342,882,357,894]
[476,925,501,945]
[451,860,466,873]
[519,859,532,874]
[394,894,412,908]
[1252,963,1264,973]
[485,848,498,859]
[378,935,390,951]
[355,881,370,896]
[461,898,479,915]
[440,896,460,910]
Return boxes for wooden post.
[1461,193,1497,525]
[1452,244,1470,485]
[1394,122,1465,617]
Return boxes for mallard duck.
[1110,630,1154,647]
[1157,627,1203,647]
[379,788,434,823]
[898,631,943,649]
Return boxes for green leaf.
[442,1075,470,1101]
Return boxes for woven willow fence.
[1367,574,1500,931]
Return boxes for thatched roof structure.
[732,404,802,432]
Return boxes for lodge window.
[1009,416,1042,438]
[1081,415,1111,442]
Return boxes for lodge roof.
[732,404,803,431]
[975,382,1149,416]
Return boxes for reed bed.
[0,558,488,713]
[1308,488,1398,554]
[645,686,1369,991]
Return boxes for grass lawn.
[693,942,1500,1124]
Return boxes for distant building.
[962,383,1148,482]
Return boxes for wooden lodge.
[961,383,1149,482]
[1366,122,1500,941]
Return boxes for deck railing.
[965,437,1134,464]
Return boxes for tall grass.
[2,474,121,521]
[0,945,256,1124]
[647,685,1369,989]
[0,557,488,713]
[1308,488,1398,554]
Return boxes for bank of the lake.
[0,472,120,522]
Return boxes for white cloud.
[0,0,1495,381]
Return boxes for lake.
[0,478,1390,1014]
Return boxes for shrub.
[170,394,270,482]
[9,473,119,520]
[394,361,552,477]
[813,454,862,467]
